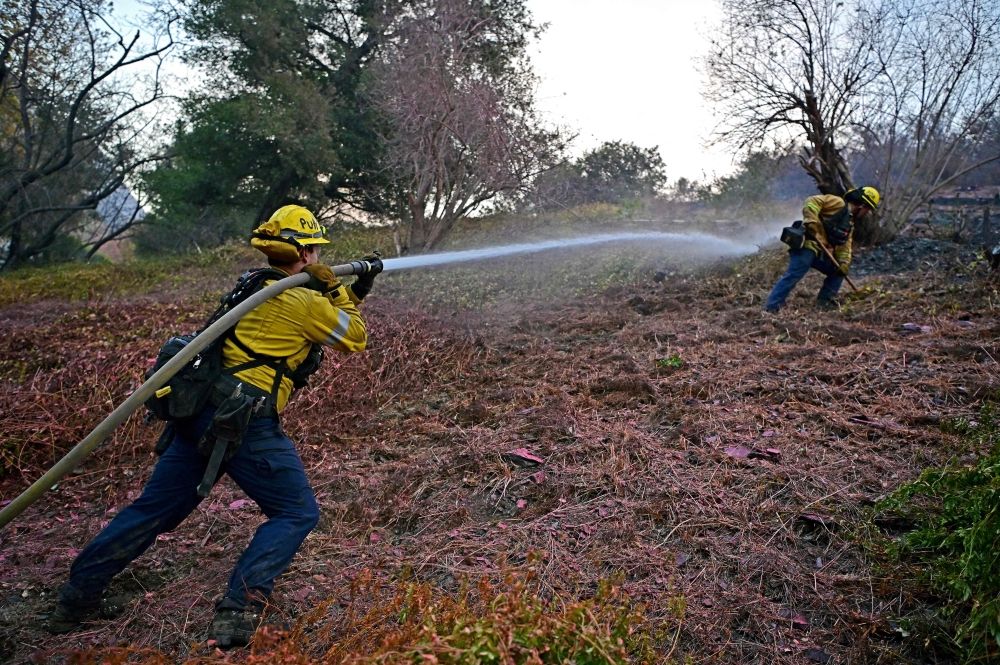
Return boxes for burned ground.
[0,236,997,663]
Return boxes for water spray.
[379,231,756,272]
[0,231,754,530]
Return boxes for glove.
[350,252,383,300]
[302,263,342,294]
[827,247,850,275]
[356,252,383,278]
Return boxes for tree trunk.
[2,221,22,271]
[401,195,429,255]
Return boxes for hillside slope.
[0,234,996,663]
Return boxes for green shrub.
[878,405,1000,660]
[66,574,659,664]
[0,250,226,306]
[364,576,653,664]
[656,354,684,369]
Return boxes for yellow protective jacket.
[802,194,853,271]
[222,273,367,412]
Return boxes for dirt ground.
[0,234,997,663]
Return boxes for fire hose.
[0,260,375,531]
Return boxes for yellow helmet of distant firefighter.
[250,205,329,263]
[844,186,880,211]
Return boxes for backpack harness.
[821,204,853,246]
[145,267,324,496]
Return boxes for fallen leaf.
[501,448,544,467]
[724,446,751,459]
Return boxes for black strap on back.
[822,204,853,246]
[204,267,308,410]
[225,329,291,407]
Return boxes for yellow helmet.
[260,205,329,245]
[845,186,880,211]
[251,205,329,262]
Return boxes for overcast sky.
[526,0,735,180]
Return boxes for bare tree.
[862,0,1000,241]
[706,0,1000,244]
[705,0,883,197]
[368,0,564,254]
[0,0,176,269]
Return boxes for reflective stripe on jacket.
[222,277,367,411]
[802,194,853,270]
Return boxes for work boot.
[46,600,100,634]
[816,298,839,311]
[209,599,263,649]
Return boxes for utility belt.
[152,374,281,498]
[195,374,279,497]
[207,374,279,419]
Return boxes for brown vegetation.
[0,235,997,663]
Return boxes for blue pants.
[765,248,845,311]
[60,408,319,609]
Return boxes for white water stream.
[380,231,757,272]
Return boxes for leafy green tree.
[142,0,392,245]
[149,0,562,254]
[577,141,666,204]
[139,88,340,251]
[523,141,666,211]
[700,148,814,206]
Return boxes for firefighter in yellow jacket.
[765,187,880,312]
[49,205,378,647]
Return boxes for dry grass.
[0,239,997,663]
